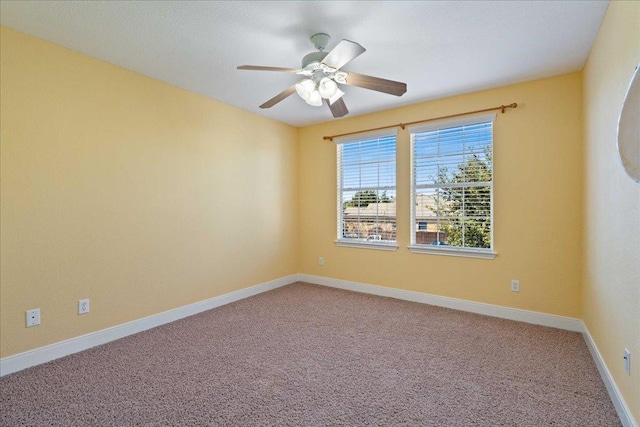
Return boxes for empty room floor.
[0,283,620,426]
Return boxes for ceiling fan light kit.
[238,33,407,118]
[296,74,343,107]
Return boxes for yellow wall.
[582,1,640,422]
[298,73,584,318]
[1,11,638,418]
[0,27,298,358]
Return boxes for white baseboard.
[0,274,298,377]
[298,274,583,332]
[582,322,637,427]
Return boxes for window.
[336,130,397,250]
[409,114,496,258]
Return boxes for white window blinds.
[337,131,397,244]
[410,114,495,251]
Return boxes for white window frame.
[408,113,497,259]
[335,129,398,251]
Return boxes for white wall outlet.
[510,280,520,292]
[319,256,324,266]
[26,308,41,327]
[78,299,90,315]
[624,348,631,375]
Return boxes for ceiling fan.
[237,33,407,118]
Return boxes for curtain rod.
[323,103,518,141]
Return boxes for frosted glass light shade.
[318,77,338,99]
[295,79,315,101]
[306,90,323,106]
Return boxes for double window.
[336,130,397,250]
[336,114,495,258]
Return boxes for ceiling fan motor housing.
[301,51,328,72]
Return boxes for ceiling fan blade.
[259,85,297,109]
[326,98,349,118]
[321,40,366,70]
[344,72,407,96]
[238,65,301,73]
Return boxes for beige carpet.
[0,282,620,426]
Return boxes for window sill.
[407,245,497,259]
[335,240,399,251]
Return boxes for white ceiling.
[0,1,608,127]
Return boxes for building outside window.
[336,130,397,249]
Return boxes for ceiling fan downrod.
[301,33,331,71]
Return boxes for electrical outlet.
[26,308,41,327]
[78,299,90,315]
[319,256,324,266]
[624,349,631,375]
[510,280,520,292]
